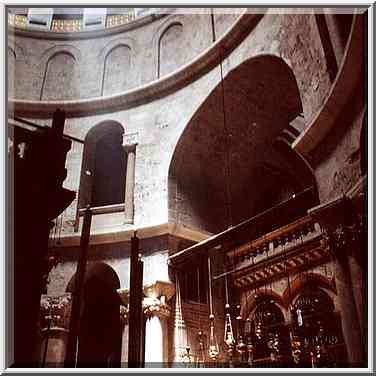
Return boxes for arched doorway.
[66,262,122,367]
[290,287,346,367]
[246,298,290,366]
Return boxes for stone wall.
[8,9,237,100]
[15,10,335,235]
[47,237,170,295]
[310,83,364,202]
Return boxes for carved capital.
[123,143,137,154]
[40,293,71,329]
[123,132,138,147]
[120,304,129,325]
[309,196,365,258]
[143,297,171,319]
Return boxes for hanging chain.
[219,53,233,229]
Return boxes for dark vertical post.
[314,13,339,82]
[64,206,92,367]
[128,233,144,367]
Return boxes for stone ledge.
[49,222,212,248]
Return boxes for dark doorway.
[67,262,122,367]
[91,131,127,207]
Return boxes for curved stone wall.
[8,9,241,100]
[9,9,359,239]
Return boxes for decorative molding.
[9,11,170,40]
[40,293,72,329]
[117,280,175,306]
[49,222,211,247]
[143,297,171,319]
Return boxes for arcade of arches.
[8,7,368,369]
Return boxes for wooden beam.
[64,206,92,367]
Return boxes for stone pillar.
[123,144,137,224]
[120,305,129,367]
[40,294,71,367]
[309,197,366,366]
[143,297,171,366]
[40,328,69,367]
[332,248,364,365]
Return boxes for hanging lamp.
[207,257,219,362]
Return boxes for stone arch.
[40,51,79,100]
[241,290,287,322]
[39,44,82,65]
[76,120,126,222]
[66,262,122,367]
[168,54,316,234]
[282,272,336,306]
[152,14,187,78]
[243,293,291,360]
[8,40,27,98]
[7,38,27,62]
[66,261,121,293]
[8,46,16,60]
[101,44,133,96]
[157,21,185,78]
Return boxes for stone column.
[120,305,129,367]
[309,197,366,366]
[143,297,171,366]
[123,144,137,224]
[332,245,364,365]
[346,211,366,347]
[40,294,71,367]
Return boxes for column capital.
[143,297,171,319]
[40,293,72,329]
[123,143,137,154]
[309,196,364,258]
[120,304,129,325]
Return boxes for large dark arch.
[168,55,317,234]
[66,262,122,367]
[66,261,121,293]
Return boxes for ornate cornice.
[8,11,170,41]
